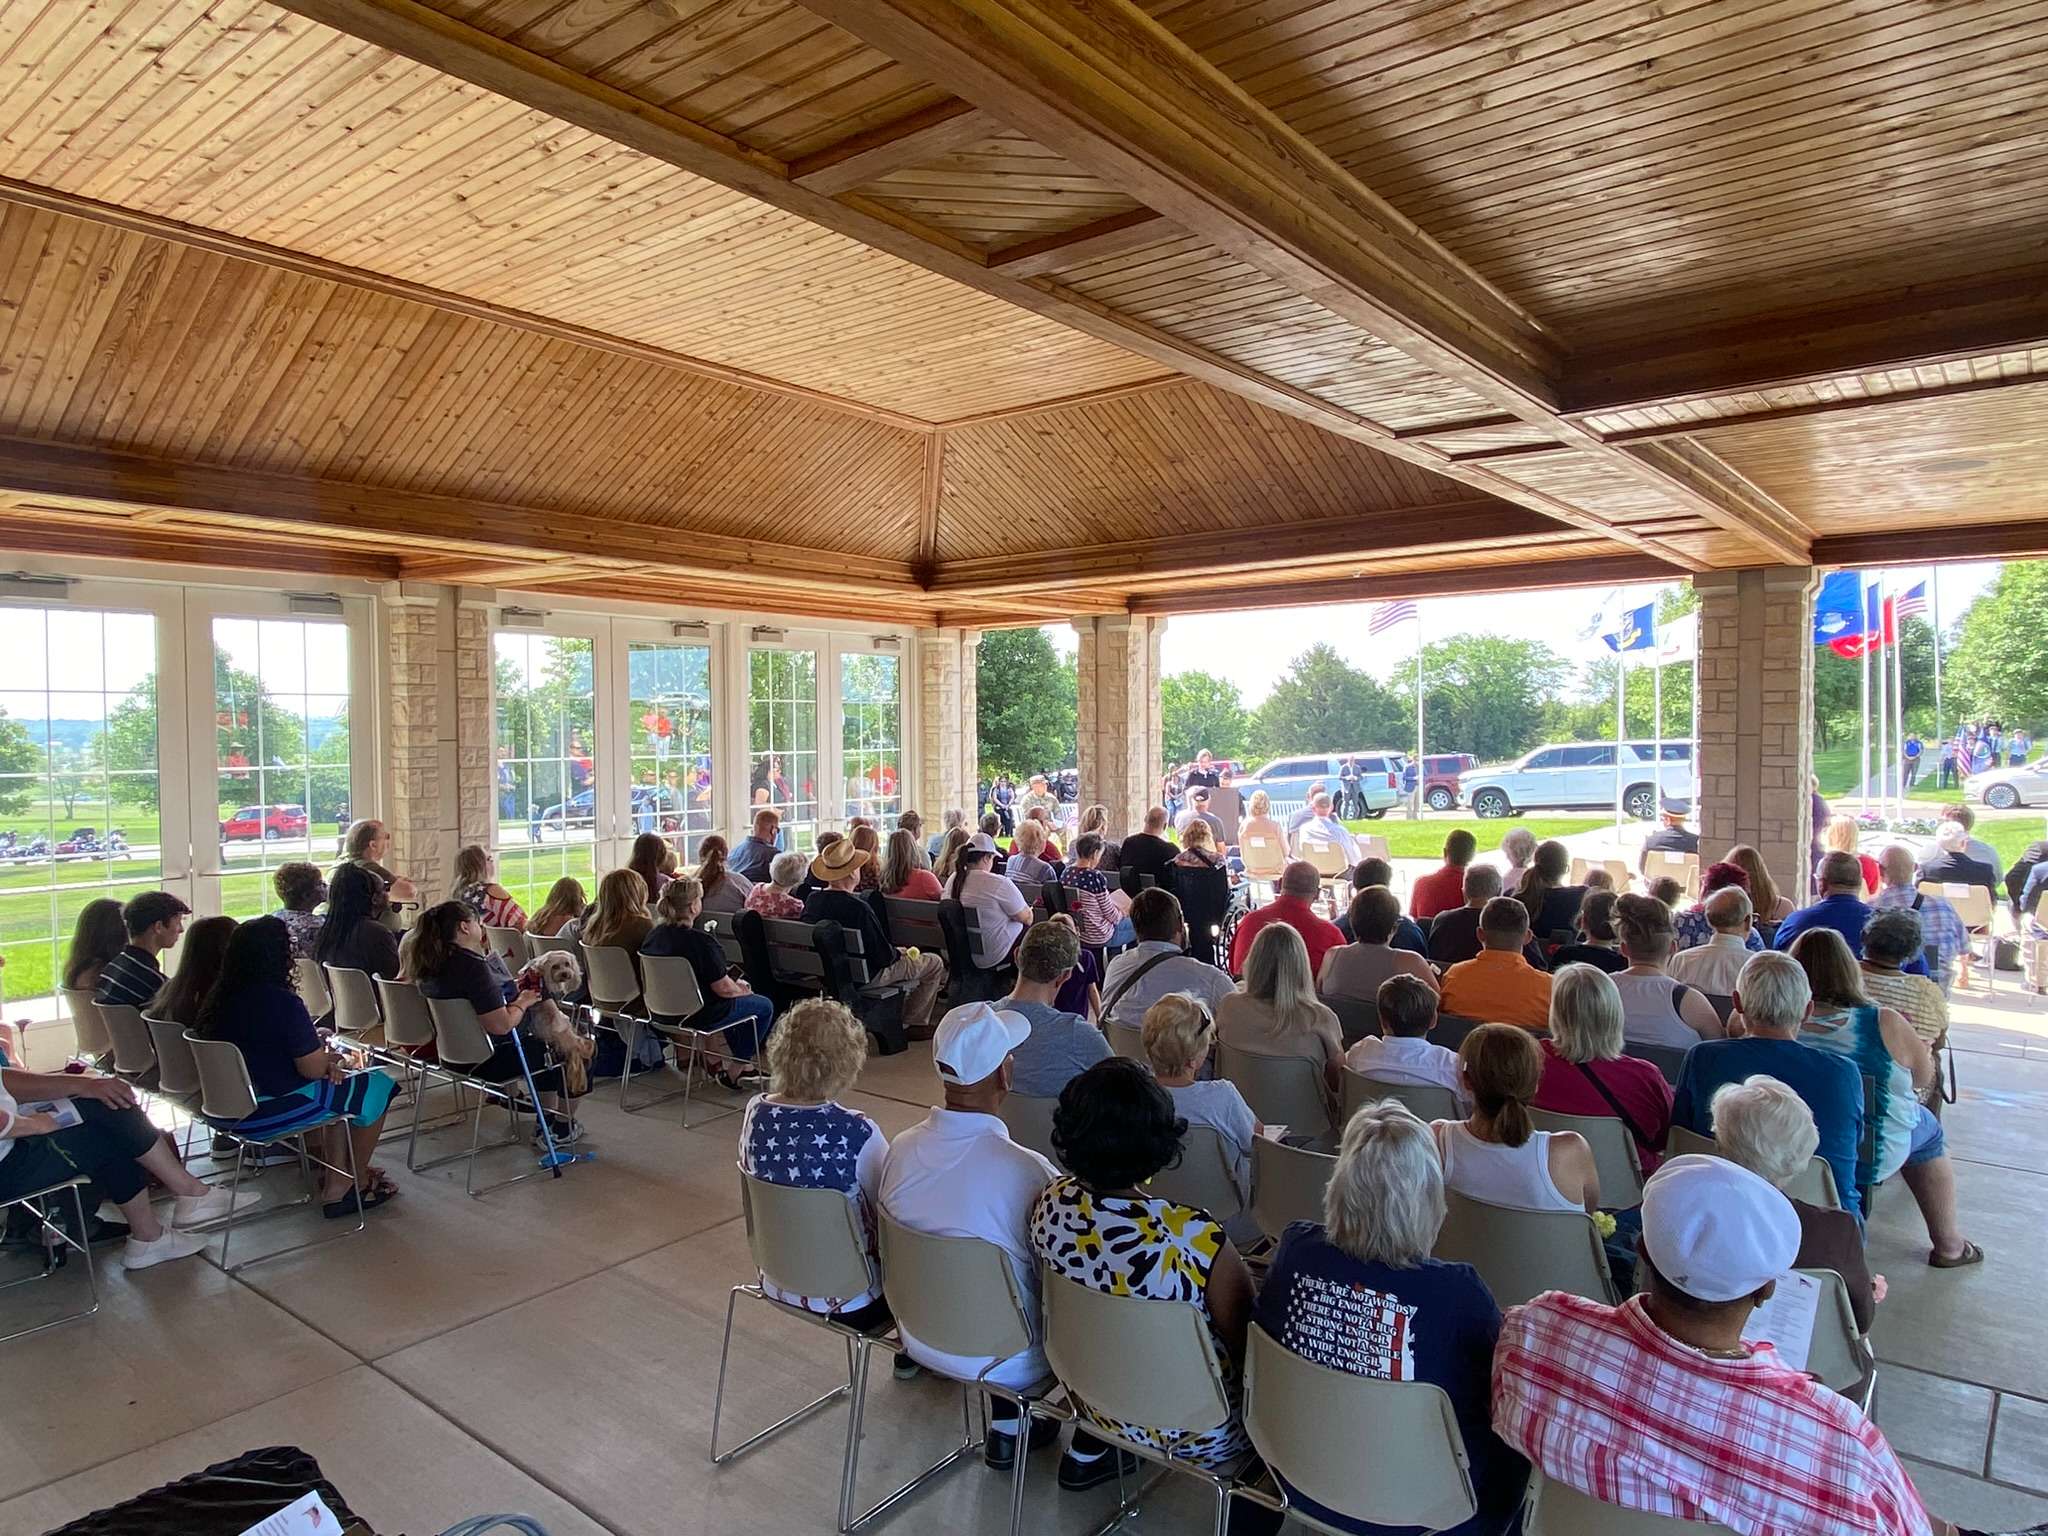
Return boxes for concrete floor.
[6,983,2048,1535]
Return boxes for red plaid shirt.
[1493,1293,1931,1536]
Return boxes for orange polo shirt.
[1439,948,1554,1030]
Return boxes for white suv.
[1460,741,1696,821]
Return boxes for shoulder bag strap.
[1571,1059,1654,1151]
[1103,949,1181,1018]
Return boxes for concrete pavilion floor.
[4,988,2048,1535]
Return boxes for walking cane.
[508,1029,595,1176]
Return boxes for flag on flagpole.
[1369,599,1419,636]
[1653,612,1698,666]
[1828,578,1927,658]
[1601,603,1655,653]
[1813,569,1863,646]
[1893,580,1930,620]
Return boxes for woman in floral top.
[271,862,327,959]
[743,849,809,919]
[1030,1058,1258,1472]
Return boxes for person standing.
[1938,737,1958,790]
[2011,727,2033,766]
[992,775,1016,835]
[1902,733,1924,790]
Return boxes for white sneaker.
[172,1187,260,1227]
[121,1229,210,1270]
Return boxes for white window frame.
[607,617,723,860]
[484,610,618,876]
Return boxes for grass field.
[1812,746,1956,803]
[1336,814,1614,859]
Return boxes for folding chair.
[1106,1019,1146,1062]
[867,1214,1071,1535]
[635,951,749,1126]
[1523,1470,1738,1534]
[1663,1125,1842,1211]
[996,1093,1062,1167]
[292,956,333,1022]
[1039,1266,1283,1536]
[529,932,579,959]
[380,976,470,1171]
[1799,1266,1876,1408]
[583,943,650,1062]
[1428,1011,1485,1052]
[711,1170,900,1528]
[96,1002,158,1093]
[1923,881,1994,991]
[0,1174,98,1343]
[1241,835,1286,900]
[422,996,553,1197]
[1243,1324,1476,1535]
[1324,994,1379,1046]
[324,965,386,1052]
[484,924,531,969]
[1217,1042,1336,1142]
[1248,1136,1335,1242]
[1622,1039,1690,1085]
[1299,841,1352,913]
[185,1033,365,1273]
[59,987,112,1062]
[1702,992,1736,1027]
[1530,1107,1646,1209]
[1146,1125,1245,1224]
[1433,1191,1617,1307]
[1341,1068,1458,1124]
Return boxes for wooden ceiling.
[0,0,2044,623]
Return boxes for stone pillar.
[914,627,979,817]
[379,584,458,900]
[453,600,496,853]
[1694,566,1818,902]
[1073,615,1167,836]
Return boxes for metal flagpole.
[1893,573,1908,817]
[1615,651,1627,832]
[1653,643,1663,805]
[1858,590,1870,816]
[1413,612,1425,819]
[1931,566,1944,755]
[1875,570,1889,820]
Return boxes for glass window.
[494,633,598,912]
[212,617,350,919]
[841,652,902,827]
[1562,745,1616,768]
[1523,749,1565,769]
[627,640,715,860]
[0,606,163,1005]
[748,648,819,852]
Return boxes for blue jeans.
[1905,1104,1946,1168]
[719,993,776,1061]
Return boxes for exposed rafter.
[1125,555,1684,617]
[789,101,998,195]
[988,209,1172,278]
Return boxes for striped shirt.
[94,945,164,1009]
[1870,885,1967,990]
[1494,1293,1932,1536]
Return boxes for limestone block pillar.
[453,600,496,853]
[1074,615,1167,836]
[914,627,979,818]
[378,583,459,900]
[1693,566,1819,902]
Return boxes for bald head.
[1879,844,1916,890]
[1817,850,1863,893]
[1280,860,1321,900]
[1143,805,1169,834]
[1705,886,1753,934]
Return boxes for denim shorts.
[1904,1103,1946,1168]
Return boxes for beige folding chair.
[1342,1068,1458,1125]
[1353,834,1392,864]
[1523,1470,1738,1534]
[1433,1192,1616,1308]
[1299,840,1353,910]
[1530,1107,1645,1209]
[60,987,112,1061]
[1798,1267,1876,1408]
[1248,1136,1335,1242]
[1663,1126,1842,1210]
[1243,1325,1476,1534]
[870,1212,1070,1536]
[294,956,332,1019]
[583,942,650,1072]
[996,1092,1062,1167]
[96,1002,158,1088]
[1325,994,1379,1046]
[635,951,745,1125]
[1642,851,1700,899]
[1039,1265,1281,1536]
[0,1173,98,1343]
[423,996,548,1198]
[1922,881,1993,991]
[529,932,579,959]
[379,976,467,1173]
[1107,1019,1147,1062]
[324,965,385,1049]
[712,1170,902,1528]
[1217,1042,1336,1142]
[1241,835,1286,898]
[185,1032,365,1273]
[1622,1039,1689,1085]
[484,924,531,969]
[1146,1126,1245,1223]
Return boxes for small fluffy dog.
[515,949,596,1086]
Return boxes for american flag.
[1892,580,1930,619]
[1369,599,1419,635]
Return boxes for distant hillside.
[3,717,346,755]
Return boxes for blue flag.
[1813,570,1863,645]
[1601,602,1654,653]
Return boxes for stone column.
[379,583,459,900]
[1073,615,1166,836]
[1694,566,1818,902]
[453,599,496,853]
[914,627,979,818]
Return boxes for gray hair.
[1500,827,1536,866]
[1548,963,1624,1062]
[1818,850,1864,891]
[1705,886,1753,933]
[1879,844,1916,888]
[1279,860,1321,899]
[1324,1099,1445,1267]
[1735,950,1811,1032]
[1711,1075,1821,1188]
[943,808,968,831]
[1310,790,1333,814]
[769,850,809,889]
[1863,907,1923,967]
[1934,820,1969,853]
[1463,863,1502,902]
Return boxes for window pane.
[749,648,819,851]
[627,641,714,860]
[841,652,901,827]
[494,632,598,906]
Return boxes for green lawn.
[1336,815,1614,859]
[1812,746,1955,804]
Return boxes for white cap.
[932,1002,1031,1087]
[1640,1154,1801,1303]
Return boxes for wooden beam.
[0,437,924,596]
[0,178,929,434]
[928,499,1569,597]
[260,0,1701,572]
[1393,414,1524,440]
[790,101,998,194]
[1812,520,2048,570]
[0,511,404,581]
[934,373,1184,427]
[917,431,945,578]
[1598,372,2048,443]
[799,0,1808,566]
[988,209,1172,279]
[1126,554,1685,617]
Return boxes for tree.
[0,709,39,816]
[1401,633,1572,763]
[1252,645,1406,758]
[1941,564,2045,727]
[976,626,1076,778]
[1810,616,1938,752]
[1161,670,1251,766]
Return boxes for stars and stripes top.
[1369,599,1420,636]
[740,1095,889,1314]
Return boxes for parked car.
[1246,750,1406,818]
[532,785,676,838]
[1420,752,1478,812]
[220,804,309,841]
[1459,741,1696,820]
[1966,761,2048,810]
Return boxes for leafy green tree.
[1401,633,1571,763]
[1161,670,1251,766]
[976,626,1076,778]
[1936,565,2045,727]
[1252,645,1406,758]
[0,709,40,816]
[97,656,307,814]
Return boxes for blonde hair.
[655,876,702,925]
[881,829,925,892]
[583,868,653,948]
[453,843,492,889]
[1078,803,1110,837]
[1725,845,1780,918]
[1014,819,1046,857]
[1180,817,1215,853]
[933,826,972,880]
[1242,922,1322,1039]
[1248,790,1271,818]
[531,877,587,935]
[1823,815,1861,856]
[1141,993,1212,1077]
[766,998,867,1102]
[1325,1101,1444,1267]
[1548,963,1625,1062]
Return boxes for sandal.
[1929,1240,1985,1269]
[322,1185,394,1220]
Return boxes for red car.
[221,804,309,841]
[1422,753,1478,812]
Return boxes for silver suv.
[1459,741,1696,821]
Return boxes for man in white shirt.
[878,1002,1061,1469]
[1100,888,1236,1028]
[1669,888,1756,996]
[1289,790,1360,864]
[1285,784,1329,837]
[1343,974,1467,1110]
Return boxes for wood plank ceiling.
[0,0,2043,621]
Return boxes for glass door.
[615,624,718,862]
[838,646,903,826]
[747,639,821,852]
[491,625,603,914]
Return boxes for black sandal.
[322,1186,394,1220]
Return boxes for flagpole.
[1892,574,1907,817]
[1615,650,1626,833]
[1858,581,1870,817]
[1875,571,1890,821]
[1413,610,1425,819]
[1930,565,1944,758]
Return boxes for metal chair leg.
[711,1286,854,1466]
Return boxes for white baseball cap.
[1640,1154,1801,1303]
[933,1002,1031,1087]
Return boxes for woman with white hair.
[1533,962,1675,1171]
[743,849,810,919]
[1916,817,2001,916]
[1239,788,1285,853]
[1499,826,1537,895]
[1253,1101,1528,1536]
[1215,921,1345,1111]
[1710,1074,1881,1331]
